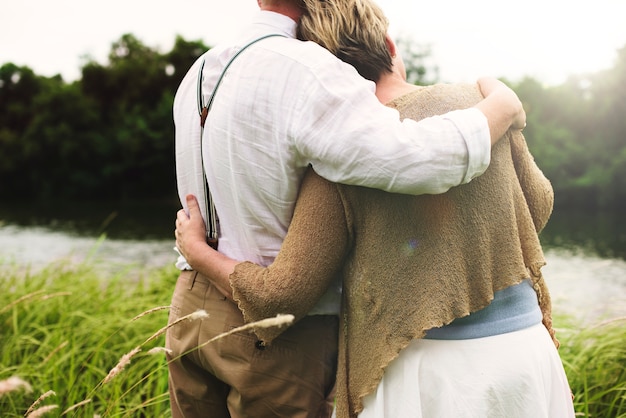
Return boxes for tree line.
[512,46,626,210]
[1,34,624,210]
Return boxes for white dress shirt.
[174,11,491,314]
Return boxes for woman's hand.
[175,194,208,267]
[477,77,526,134]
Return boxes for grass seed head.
[0,376,32,395]
[103,347,142,384]
[26,404,59,417]
[25,390,56,415]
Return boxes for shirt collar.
[251,10,297,39]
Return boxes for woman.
[175,0,575,416]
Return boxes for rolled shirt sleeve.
[442,107,491,185]
[292,57,493,195]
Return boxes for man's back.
[176,11,491,270]
[175,11,388,268]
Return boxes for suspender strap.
[196,34,285,249]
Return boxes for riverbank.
[1,224,625,324]
[543,247,626,323]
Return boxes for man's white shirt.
[174,11,491,314]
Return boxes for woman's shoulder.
[388,83,483,118]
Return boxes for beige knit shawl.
[231,83,556,418]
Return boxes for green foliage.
[395,35,439,86]
[556,316,626,417]
[0,34,209,201]
[1,35,626,210]
[1,256,624,416]
[0,256,178,416]
[513,45,626,210]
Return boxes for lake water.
[1,205,625,325]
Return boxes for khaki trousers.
[166,271,338,418]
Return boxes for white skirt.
[357,323,575,418]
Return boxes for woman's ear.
[385,33,397,59]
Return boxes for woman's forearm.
[187,242,239,300]
[475,77,526,145]
[175,194,238,300]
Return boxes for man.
[167,0,526,417]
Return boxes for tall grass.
[1,257,625,417]
[0,259,177,417]
[556,315,626,417]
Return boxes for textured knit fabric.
[230,83,556,417]
[174,10,492,276]
[422,279,543,340]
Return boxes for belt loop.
[188,271,199,290]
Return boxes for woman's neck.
[375,72,420,105]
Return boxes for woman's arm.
[230,169,351,342]
[175,194,238,300]
[476,77,526,145]
[175,169,351,342]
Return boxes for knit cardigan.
[230,83,556,418]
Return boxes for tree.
[76,34,203,199]
[0,64,42,132]
[0,64,58,195]
[0,34,207,200]
[513,44,626,209]
[2,34,624,210]
[394,35,439,86]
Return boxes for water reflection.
[0,198,179,240]
[542,247,626,323]
[0,225,175,272]
[541,208,626,261]
[1,204,625,323]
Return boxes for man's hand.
[175,194,238,300]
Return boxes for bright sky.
[1,0,625,86]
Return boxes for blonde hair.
[298,0,392,82]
